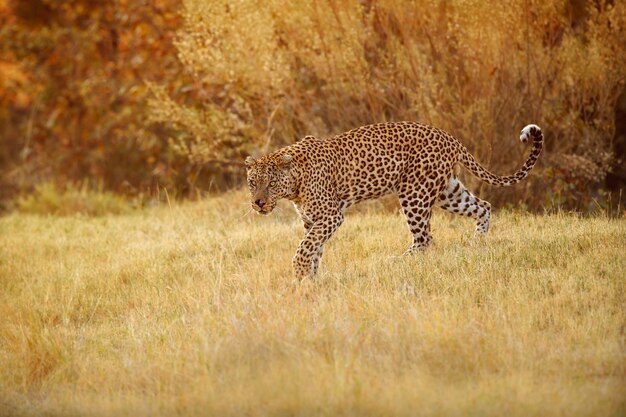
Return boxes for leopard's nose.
[255,199,266,207]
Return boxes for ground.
[0,191,625,417]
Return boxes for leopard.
[245,122,543,280]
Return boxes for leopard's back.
[320,122,460,204]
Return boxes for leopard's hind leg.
[435,176,491,234]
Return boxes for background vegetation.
[1,0,625,213]
[1,195,624,416]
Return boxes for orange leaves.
[0,0,192,201]
[0,57,34,124]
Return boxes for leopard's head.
[244,153,293,215]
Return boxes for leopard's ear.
[278,154,292,167]
[245,156,255,167]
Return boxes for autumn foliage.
[0,0,195,204]
[1,0,625,212]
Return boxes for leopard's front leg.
[293,210,343,280]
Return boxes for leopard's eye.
[269,180,276,187]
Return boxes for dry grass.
[0,191,625,416]
[150,0,626,208]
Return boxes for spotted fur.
[245,122,543,280]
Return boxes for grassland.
[1,191,625,416]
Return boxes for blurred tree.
[0,0,214,206]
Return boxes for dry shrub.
[151,0,626,210]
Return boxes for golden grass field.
[1,191,625,416]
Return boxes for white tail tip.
[520,124,541,143]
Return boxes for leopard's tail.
[458,124,543,187]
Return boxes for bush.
[0,0,191,203]
[149,0,626,210]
